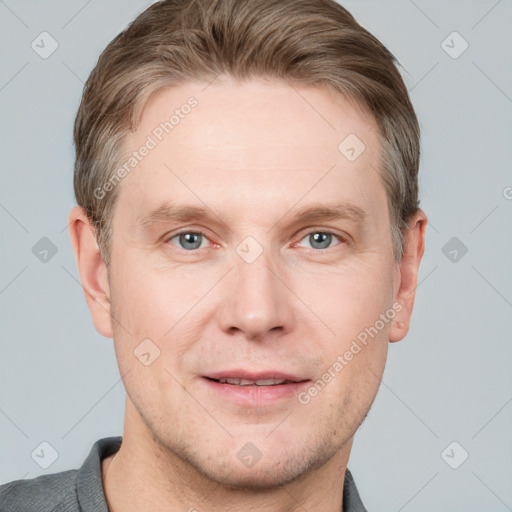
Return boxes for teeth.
[253,379,286,386]
[218,377,288,386]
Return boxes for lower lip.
[202,377,310,406]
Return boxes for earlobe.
[68,206,113,338]
[389,209,428,343]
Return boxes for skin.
[69,77,427,512]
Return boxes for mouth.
[204,376,303,386]
[201,371,310,406]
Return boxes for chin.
[185,442,335,492]
[197,461,307,491]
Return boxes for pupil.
[181,232,201,250]
[311,232,330,249]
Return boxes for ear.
[68,206,113,338]
[389,209,428,343]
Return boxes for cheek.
[111,254,191,328]
[292,259,391,396]
[109,258,211,368]
[293,257,395,339]
[108,266,195,408]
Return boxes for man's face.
[106,78,399,487]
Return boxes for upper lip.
[204,369,309,382]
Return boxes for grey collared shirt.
[0,437,368,511]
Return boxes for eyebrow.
[137,201,367,228]
[282,202,367,225]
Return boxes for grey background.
[1,0,511,510]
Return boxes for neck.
[102,400,352,512]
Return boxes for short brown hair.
[73,0,420,268]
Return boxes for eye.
[296,231,344,250]
[167,231,209,251]
[166,230,344,252]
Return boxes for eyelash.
[166,229,346,252]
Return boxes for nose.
[217,246,295,342]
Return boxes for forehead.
[130,78,377,159]
[114,77,386,225]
